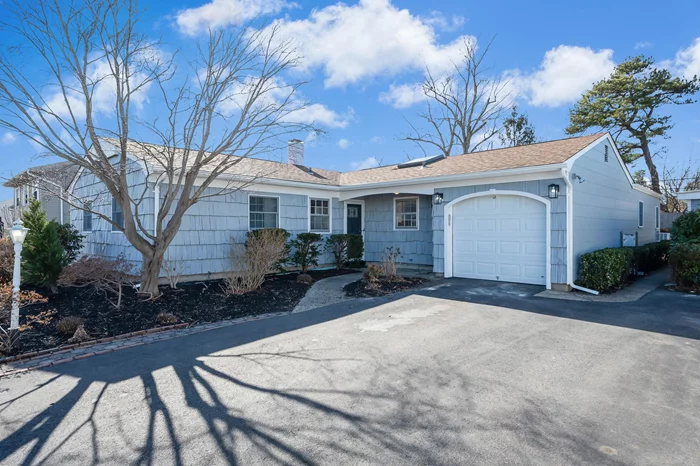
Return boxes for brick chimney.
[288,139,304,165]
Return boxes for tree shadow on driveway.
[0,291,644,465]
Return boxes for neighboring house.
[3,161,78,224]
[677,190,700,212]
[0,198,13,235]
[69,133,661,290]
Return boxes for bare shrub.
[58,254,135,309]
[380,247,401,280]
[0,327,20,354]
[0,238,14,283]
[161,257,185,289]
[363,264,383,289]
[57,316,84,336]
[156,312,178,325]
[68,325,89,343]
[224,230,288,295]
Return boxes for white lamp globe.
[9,219,29,245]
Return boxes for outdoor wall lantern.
[548,184,560,199]
[9,219,29,330]
[433,192,444,205]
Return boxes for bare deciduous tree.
[401,39,511,157]
[0,0,313,296]
[661,162,700,213]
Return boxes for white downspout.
[562,167,599,295]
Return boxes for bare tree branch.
[400,38,511,157]
[0,0,314,295]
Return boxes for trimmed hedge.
[577,247,634,292]
[669,242,700,291]
[577,241,670,292]
[633,240,670,274]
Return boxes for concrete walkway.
[536,267,672,302]
[292,273,362,313]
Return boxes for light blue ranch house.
[70,133,661,291]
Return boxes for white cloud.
[267,0,473,87]
[43,50,160,119]
[291,105,354,128]
[304,131,318,144]
[634,41,652,50]
[351,156,379,170]
[337,138,352,149]
[421,11,465,32]
[379,82,427,109]
[670,38,700,79]
[512,45,615,107]
[370,136,383,144]
[217,76,352,128]
[1,132,17,144]
[176,0,295,36]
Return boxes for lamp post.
[9,219,29,330]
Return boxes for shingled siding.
[691,199,700,211]
[74,168,344,277]
[71,160,153,270]
[164,190,344,276]
[431,179,568,284]
[361,194,433,266]
[571,140,660,279]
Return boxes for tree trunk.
[140,248,165,297]
[640,139,661,193]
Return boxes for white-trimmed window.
[655,205,660,230]
[83,202,93,232]
[394,197,419,230]
[112,197,124,231]
[309,198,330,232]
[249,196,279,229]
[638,201,644,228]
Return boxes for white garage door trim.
[444,189,551,289]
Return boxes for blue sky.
[1,0,699,200]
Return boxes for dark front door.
[346,203,362,235]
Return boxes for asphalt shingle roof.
[106,133,607,187]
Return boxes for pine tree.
[21,222,64,292]
[499,106,537,147]
[567,56,699,193]
[21,199,48,246]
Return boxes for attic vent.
[604,145,609,162]
[397,154,444,169]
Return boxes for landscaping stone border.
[0,312,288,378]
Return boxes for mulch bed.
[3,268,355,357]
[343,277,430,298]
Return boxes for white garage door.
[451,194,547,285]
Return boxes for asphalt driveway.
[1,279,699,465]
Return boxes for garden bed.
[3,268,354,357]
[343,276,430,298]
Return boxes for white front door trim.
[444,189,551,289]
